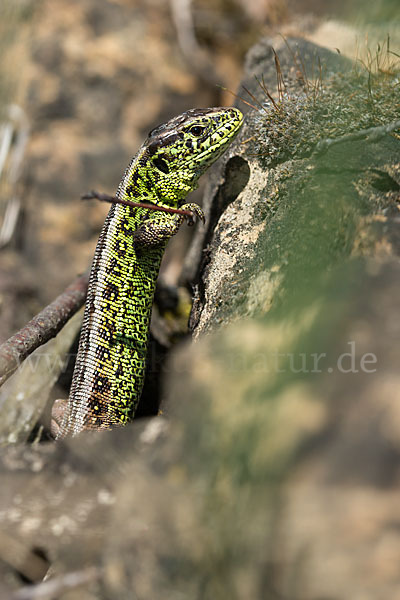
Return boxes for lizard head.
[142,106,243,203]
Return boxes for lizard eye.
[189,125,205,137]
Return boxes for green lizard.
[55,106,243,438]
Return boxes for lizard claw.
[180,203,205,226]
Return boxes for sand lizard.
[55,106,243,437]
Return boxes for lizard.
[54,106,243,438]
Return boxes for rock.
[187,36,400,337]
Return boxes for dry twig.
[12,566,100,600]
[0,273,89,387]
[0,187,206,387]
[82,189,199,218]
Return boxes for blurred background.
[0,0,399,342]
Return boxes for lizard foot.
[50,398,68,439]
[180,203,205,226]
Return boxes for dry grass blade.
[241,84,269,114]
[217,85,259,111]
[254,75,278,110]
[297,48,310,93]
[272,48,286,103]
[279,34,308,89]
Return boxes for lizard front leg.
[133,203,205,248]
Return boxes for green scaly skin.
[56,106,243,438]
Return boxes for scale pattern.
[57,106,243,437]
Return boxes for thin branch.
[0,273,89,387]
[0,531,49,584]
[13,566,100,600]
[0,185,207,387]
[312,119,400,156]
[169,0,220,88]
[82,190,196,218]
[0,105,30,248]
[0,188,204,387]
